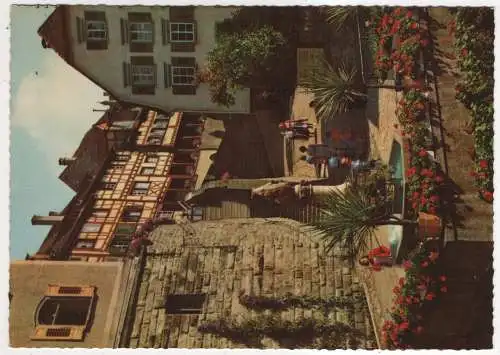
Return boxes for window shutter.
[153,63,158,88]
[120,18,129,44]
[123,62,131,87]
[164,63,172,88]
[193,20,198,43]
[161,19,169,45]
[45,285,96,297]
[76,17,84,43]
[31,325,86,341]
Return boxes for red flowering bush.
[382,243,447,349]
[369,7,428,79]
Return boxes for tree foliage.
[200,26,286,107]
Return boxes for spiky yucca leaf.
[324,6,358,30]
[302,59,367,121]
[309,185,391,266]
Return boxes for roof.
[59,107,142,192]
[37,6,73,65]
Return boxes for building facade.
[38,5,251,114]
[31,108,204,262]
[9,260,131,347]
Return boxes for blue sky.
[10,6,104,260]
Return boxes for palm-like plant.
[310,184,416,265]
[324,6,359,30]
[302,59,367,121]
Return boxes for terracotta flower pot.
[418,212,442,239]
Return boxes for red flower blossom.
[221,171,231,181]
[425,292,436,301]
[420,39,429,47]
[429,195,440,203]
[405,296,413,304]
[435,175,444,183]
[399,277,405,286]
[483,190,494,202]
[418,149,427,157]
[429,252,439,262]
[410,22,418,30]
[439,275,447,282]
[412,191,420,199]
[399,321,410,330]
[461,48,468,56]
[469,170,477,177]
[440,286,448,293]
[421,261,429,268]
[393,286,401,294]
[407,11,413,19]
[428,206,437,214]
[403,260,413,270]
[479,159,489,169]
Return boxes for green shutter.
[123,62,131,87]
[120,18,128,44]
[76,17,84,43]
[164,63,172,88]
[161,19,170,45]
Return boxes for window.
[171,66,195,86]
[132,65,155,86]
[170,22,195,42]
[147,137,162,145]
[77,11,108,50]
[75,239,96,249]
[91,209,109,218]
[121,206,143,222]
[165,294,206,314]
[141,167,155,175]
[116,153,130,161]
[130,22,153,42]
[81,223,101,233]
[127,13,154,53]
[108,223,136,256]
[153,120,169,129]
[131,182,150,195]
[145,155,158,163]
[86,20,107,41]
[101,182,116,191]
[31,285,96,341]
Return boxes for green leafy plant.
[201,26,286,107]
[302,60,367,121]
[310,185,417,266]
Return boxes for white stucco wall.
[69,6,251,113]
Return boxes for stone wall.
[128,218,376,349]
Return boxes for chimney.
[58,157,76,166]
[31,215,64,226]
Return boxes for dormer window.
[31,285,96,341]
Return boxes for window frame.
[131,181,150,196]
[86,20,107,41]
[81,223,102,233]
[165,293,206,314]
[75,239,96,249]
[131,64,155,86]
[129,22,153,43]
[169,22,195,43]
[140,167,155,175]
[171,65,196,86]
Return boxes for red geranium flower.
[435,175,444,183]
[483,190,493,202]
[393,286,401,294]
[469,170,476,177]
[425,292,436,301]
[418,149,427,157]
[399,277,405,286]
[479,159,489,169]
[407,11,413,19]
[439,275,447,282]
[399,321,410,330]
[461,48,468,56]
[440,286,448,293]
[421,261,429,268]
[429,195,440,202]
[403,260,413,270]
[412,191,420,199]
[429,252,439,262]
